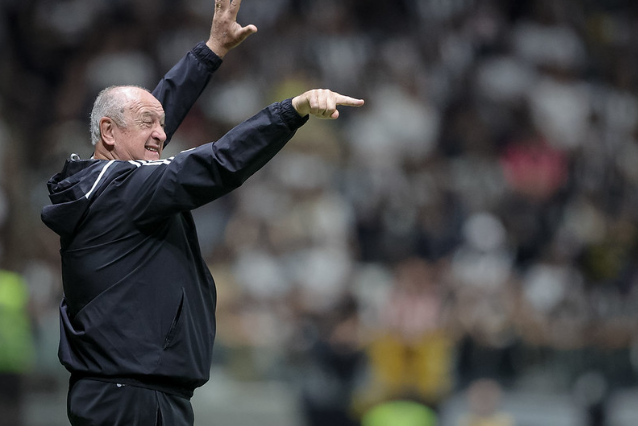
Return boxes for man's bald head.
[90,85,152,146]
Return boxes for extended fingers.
[217,0,246,18]
[209,0,257,56]
[229,0,243,11]
[215,0,237,16]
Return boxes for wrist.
[205,39,228,59]
[282,98,311,128]
[292,95,308,117]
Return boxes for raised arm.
[153,0,257,145]
[152,44,219,145]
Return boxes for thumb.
[236,24,258,42]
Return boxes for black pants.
[68,379,194,426]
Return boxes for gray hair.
[89,85,150,146]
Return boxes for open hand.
[292,89,365,119]
[207,0,258,58]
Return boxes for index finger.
[335,94,365,107]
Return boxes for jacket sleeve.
[127,99,309,227]
[152,42,223,146]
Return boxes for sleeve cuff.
[191,41,223,74]
[280,98,310,129]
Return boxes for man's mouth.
[145,146,159,153]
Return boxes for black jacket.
[41,44,308,398]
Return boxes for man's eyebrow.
[143,111,166,127]
[140,111,164,120]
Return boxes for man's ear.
[99,117,116,148]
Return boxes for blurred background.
[2,0,638,425]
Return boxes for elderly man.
[40,0,363,425]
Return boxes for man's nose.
[154,125,167,143]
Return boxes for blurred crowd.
[2,0,638,424]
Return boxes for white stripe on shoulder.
[85,160,115,199]
[131,159,173,166]
[144,159,172,166]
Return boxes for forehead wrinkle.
[129,100,164,116]
[119,87,164,118]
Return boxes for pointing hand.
[292,89,365,119]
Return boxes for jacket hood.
[41,156,104,237]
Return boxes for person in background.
[457,378,515,426]
[362,258,454,412]
[0,268,35,426]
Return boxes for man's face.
[113,88,167,161]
